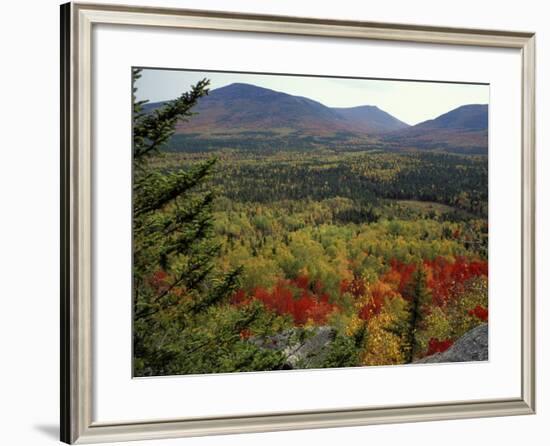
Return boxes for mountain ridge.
[413,104,488,130]
[143,83,488,154]
[383,104,488,154]
[331,105,409,133]
[146,83,410,136]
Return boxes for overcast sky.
[135,68,489,126]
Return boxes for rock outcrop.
[415,323,488,364]
[251,327,336,369]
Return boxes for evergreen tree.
[403,264,431,363]
[132,68,284,375]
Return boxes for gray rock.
[415,323,488,364]
[251,326,336,369]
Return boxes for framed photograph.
[60,2,535,444]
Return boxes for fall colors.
[132,69,488,376]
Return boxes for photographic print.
[132,68,489,377]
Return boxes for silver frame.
[60,2,536,444]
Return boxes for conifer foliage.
[132,69,284,375]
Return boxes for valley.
[133,76,489,375]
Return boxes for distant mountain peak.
[214,82,276,93]
[336,104,380,111]
[211,83,291,100]
[383,103,488,154]
[415,104,488,130]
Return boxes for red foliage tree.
[358,281,394,321]
[424,256,488,306]
[340,277,366,298]
[293,274,310,290]
[468,305,489,322]
[232,257,487,328]
[382,259,416,295]
[426,338,454,356]
[232,276,337,326]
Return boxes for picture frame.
[60,2,535,444]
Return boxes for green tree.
[132,68,284,375]
[403,264,431,362]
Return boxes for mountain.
[414,104,488,130]
[383,104,488,154]
[146,83,408,137]
[143,84,487,154]
[172,83,352,136]
[332,105,409,133]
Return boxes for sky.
[135,68,489,126]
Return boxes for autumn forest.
[132,69,489,376]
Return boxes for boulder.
[415,323,488,364]
[251,326,336,369]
